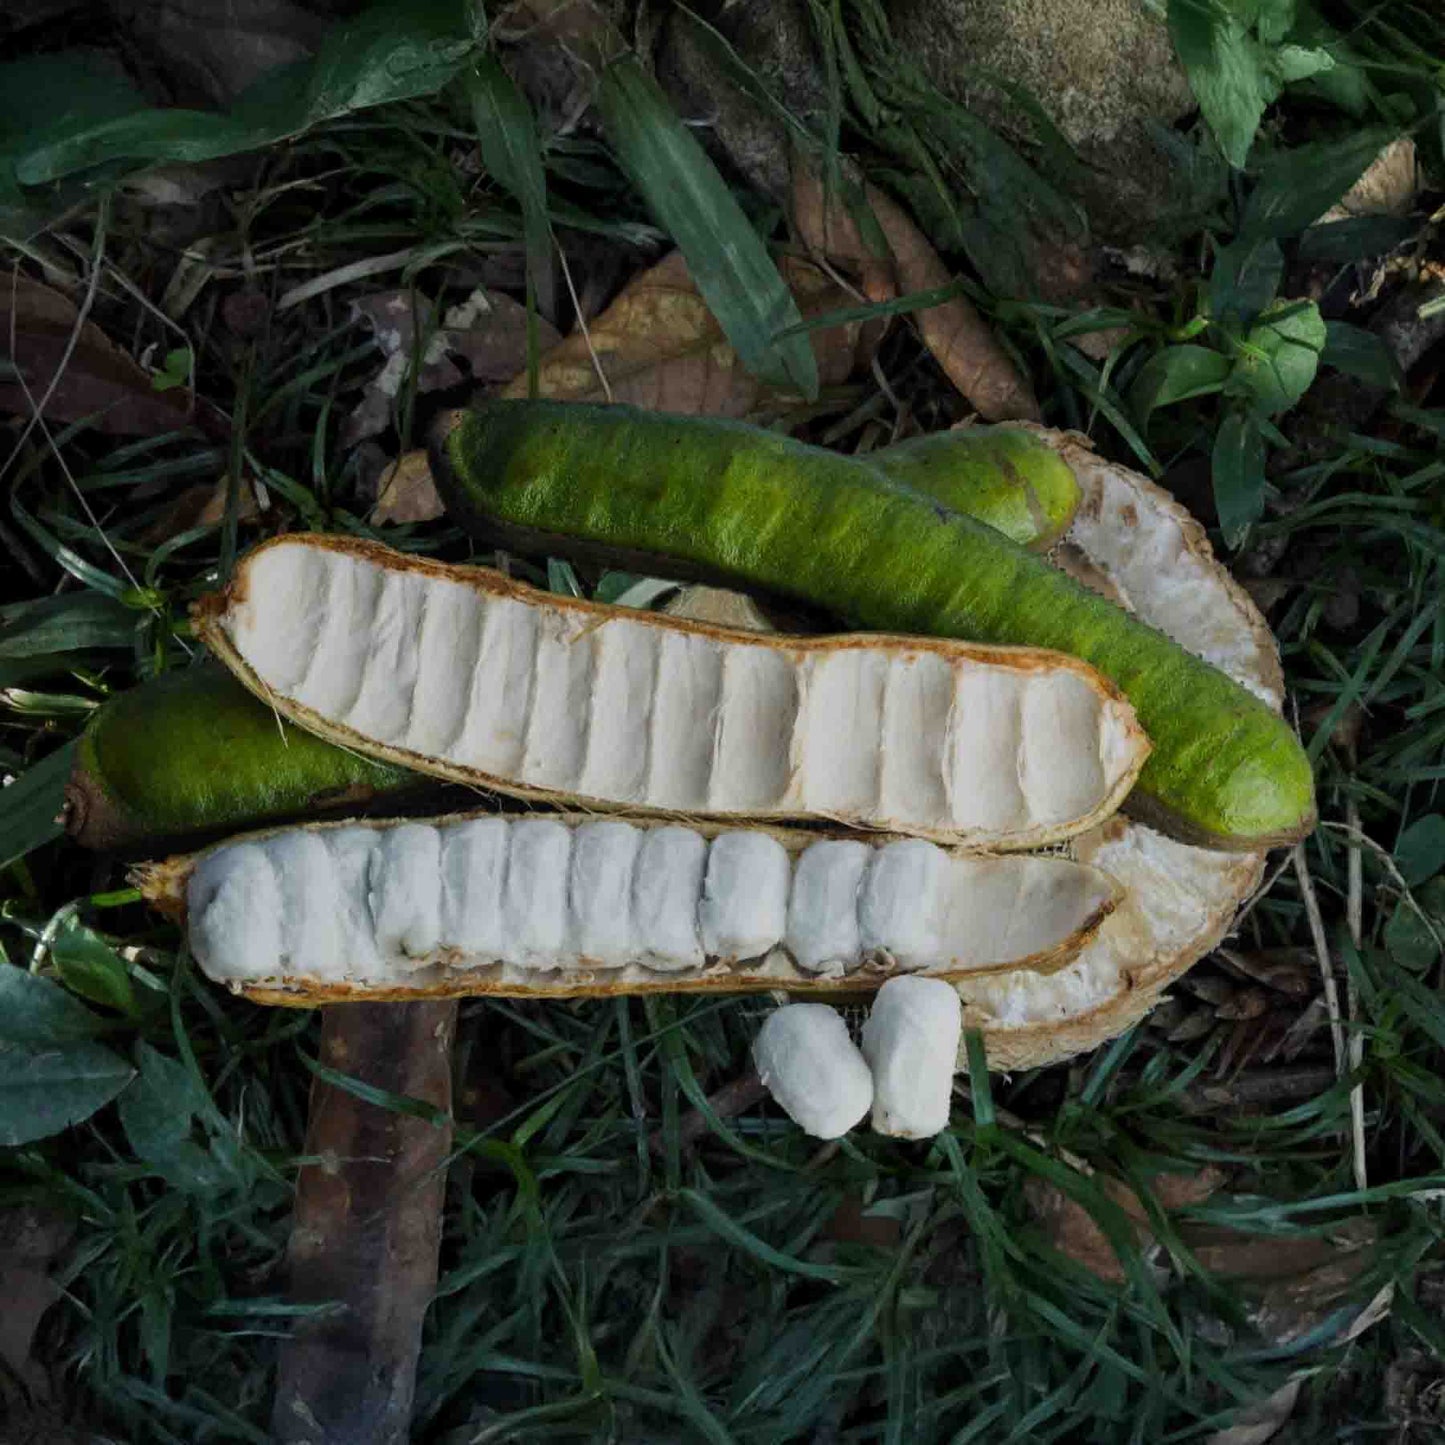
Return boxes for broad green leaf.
[1385,880,1445,972]
[0,592,135,660]
[1232,299,1326,413]
[1129,345,1232,421]
[1298,215,1416,263]
[597,54,817,397]
[12,0,475,186]
[1238,127,1396,242]
[466,55,555,326]
[1212,406,1266,547]
[119,1044,227,1193]
[1209,238,1283,322]
[49,915,139,1018]
[0,741,76,871]
[1396,815,1445,888]
[0,962,105,1046]
[1322,321,1401,392]
[1168,0,1271,168]
[0,1038,133,1145]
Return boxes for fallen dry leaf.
[0,1204,75,1399]
[501,250,874,414]
[444,289,561,383]
[1027,1166,1223,1285]
[791,163,1042,423]
[372,449,442,525]
[1205,1378,1302,1445]
[0,275,195,436]
[1320,137,1419,224]
[138,474,263,546]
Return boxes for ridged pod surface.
[64,666,417,855]
[431,399,1314,850]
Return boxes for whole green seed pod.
[65,665,419,854]
[871,426,1079,548]
[430,399,1315,850]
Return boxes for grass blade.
[597,54,818,397]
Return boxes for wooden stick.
[271,1000,457,1444]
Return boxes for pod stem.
[271,1000,457,1444]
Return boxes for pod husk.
[962,432,1279,1071]
[64,664,425,857]
[193,533,1150,852]
[135,811,1122,1003]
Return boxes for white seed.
[861,976,963,1139]
[221,537,1146,846]
[752,1004,873,1139]
[183,814,1113,990]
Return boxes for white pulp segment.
[184,817,1114,987]
[223,541,1142,843]
[785,840,870,976]
[753,1004,874,1139]
[862,976,963,1139]
[698,832,791,960]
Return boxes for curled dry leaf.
[500,250,874,414]
[1204,1378,1302,1445]
[0,275,195,436]
[345,287,559,448]
[791,164,1042,423]
[1319,137,1419,224]
[1026,1166,1223,1285]
[371,449,442,525]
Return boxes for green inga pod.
[871,426,1080,548]
[65,665,418,854]
[429,399,1315,851]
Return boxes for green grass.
[3,2,1445,1440]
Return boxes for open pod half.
[194,535,1147,852]
[963,432,1280,1070]
[137,812,1120,1002]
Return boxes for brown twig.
[271,1001,456,1444]
[649,1066,767,1155]
[1293,842,1346,1076]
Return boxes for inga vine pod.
[429,399,1315,850]
[63,665,420,855]
[194,535,1148,851]
[135,812,1122,1002]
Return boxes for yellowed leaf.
[502,250,872,415]
[372,449,442,525]
[790,162,1042,423]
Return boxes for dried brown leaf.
[137,474,263,546]
[372,449,443,525]
[1320,137,1419,223]
[0,1205,74,1397]
[790,164,1041,422]
[346,287,562,447]
[1027,1167,1223,1284]
[0,276,195,436]
[1205,1378,1302,1445]
[501,250,872,415]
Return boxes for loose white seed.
[753,1004,873,1140]
[861,976,963,1139]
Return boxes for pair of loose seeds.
[752,979,963,1140]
